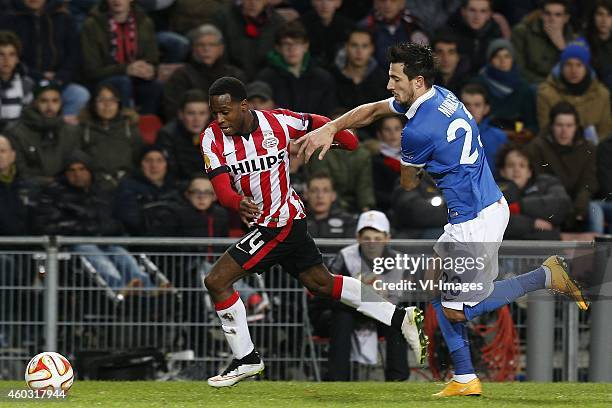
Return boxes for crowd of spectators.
[1,0,612,247]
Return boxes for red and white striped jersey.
[200,109,311,228]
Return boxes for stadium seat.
[138,114,163,145]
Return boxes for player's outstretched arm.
[295,100,394,162]
[400,166,423,191]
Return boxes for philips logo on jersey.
[230,151,286,174]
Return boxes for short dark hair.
[496,143,535,173]
[541,0,570,12]
[431,30,458,49]
[549,101,581,126]
[387,42,436,87]
[0,31,21,55]
[208,77,247,102]
[347,28,374,44]
[460,82,490,105]
[180,89,208,110]
[307,171,335,190]
[89,83,122,119]
[275,21,309,45]
[462,0,493,8]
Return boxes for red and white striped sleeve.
[272,109,311,140]
[199,126,228,179]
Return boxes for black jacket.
[498,174,572,240]
[306,207,357,239]
[332,56,390,111]
[0,0,80,84]
[597,135,612,200]
[391,175,448,237]
[112,171,182,236]
[0,171,32,235]
[446,11,503,76]
[31,178,122,236]
[162,57,245,120]
[256,54,337,116]
[299,10,355,70]
[156,120,205,183]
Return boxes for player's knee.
[442,306,466,323]
[203,273,225,294]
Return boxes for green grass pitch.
[1,381,611,407]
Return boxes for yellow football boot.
[432,378,482,397]
[543,256,589,311]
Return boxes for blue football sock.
[432,299,464,353]
[451,325,474,375]
[464,267,546,321]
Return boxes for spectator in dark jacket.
[446,0,503,76]
[391,174,447,238]
[5,81,81,186]
[1,0,90,122]
[432,31,471,95]
[174,175,229,237]
[585,0,612,90]
[593,135,612,233]
[162,24,245,120]
[211,0,286,80]
[299,0,354,69]
[80,0,162,114]
[332,28,389,111]
[460,83,508,177]
[472,38,538,136]
[113,145,182,236]
[157,89,210,183]
[79,84,143,191]
[246,80,276,110]
[0,31,33,132]
[526,101,598,231]
[365,115,404,211]
[0,134,31,235]
[497,143,572,240]
[304,171,357,239]
[358,0,428,67]
[31,150,156,291]
[256,21,337,116]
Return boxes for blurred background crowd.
[0,0,611,244]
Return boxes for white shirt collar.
[405,87,436,120]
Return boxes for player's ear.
[240,99,249,112]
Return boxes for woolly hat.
[560,38,591,67]
[486,38,515,61]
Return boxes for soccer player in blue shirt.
[296,42,589,397]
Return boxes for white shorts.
[433,197,510,310]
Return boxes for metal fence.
[0,236,610,382]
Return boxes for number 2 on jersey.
[446,105,483,165]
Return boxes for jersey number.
[446,106,483,165]
[236,230,266,255]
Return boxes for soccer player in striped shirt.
[201,77,428,387]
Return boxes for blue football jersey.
[389,85,502,224]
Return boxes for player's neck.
[237,110,258,137]
[410,86,432,105]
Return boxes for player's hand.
[239,197,260,225]
[295,123,336,162]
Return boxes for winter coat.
[526,132,598,221]
[211,4,285,80]
[5,107,81,184]
[113,171,182,236]
[596,135,612,200]
[0,0,79,84]
[79,110,143,190]
[168,0,226,34]
[256,52,337,116]
[472,66,537,133]
[80,4,159,83]
[588,35,612,90]
[0,65,34,132]
[511,12,576,84]
[156,120,204,183]
[0,168,32,235]
[31,177,123,236]
[162,57,245,120]
[332,53,390,111]
[498,174,572,240]
[446,11,504,76]
[306,146,376,213]
[391,174,448,237]
[537,67,611,140]
[306,207,357,239]
[299,10,355,70]
[173,200,229,238]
